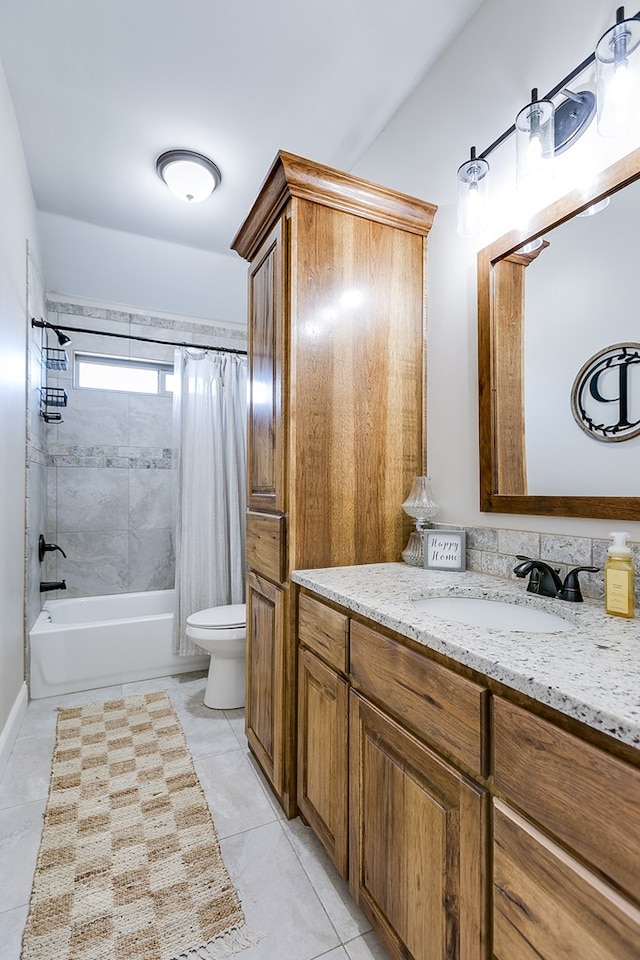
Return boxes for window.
[75,353,174,396]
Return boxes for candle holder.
[401,476,440,566]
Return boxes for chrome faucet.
[513,556,598,602]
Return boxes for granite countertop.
[291,562,640,750]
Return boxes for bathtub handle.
[38,535,67,562]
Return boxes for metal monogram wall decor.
[571,343,640,442]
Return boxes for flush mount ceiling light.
[455,5,640,237]
[156,150,221,203]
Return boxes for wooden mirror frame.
[478,144,640,520]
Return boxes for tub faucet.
[513,556,562,598]
[40,580,66,593]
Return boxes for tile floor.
[0,671,390,960]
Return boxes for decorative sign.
[571,342,640,442]
[424,530,466,572]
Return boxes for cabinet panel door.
[247,218,287,513]
[349,692,487,960]
[246,571,286,798]
[493,800,640,960]
[297,648,349,876]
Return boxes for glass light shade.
[156,151,221,203]
[401,476,439,566]
[457,152,490,237]
[577,196,611,217]
[515,92,555,195]
[596,13,640,137]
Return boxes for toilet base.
[203,654,245,710]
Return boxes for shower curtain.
[172,348,247,657]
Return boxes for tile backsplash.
[457,524,640,603]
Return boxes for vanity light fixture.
[515,87,555,195]
[596,6,640,137]
[156,150,221,203]
[456,5,640,237]
[456,147,490,237]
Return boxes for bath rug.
[21,691,256,960]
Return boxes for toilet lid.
[187,603,246,629]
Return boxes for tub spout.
[40,580,67,592]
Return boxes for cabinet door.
[246,570,287,802]
[349,693,487,960]
[247,217,287,513]
[493,800,640,960]
[297,647,349,877]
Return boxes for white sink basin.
[412,596,573,633]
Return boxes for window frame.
[74,352,175,397]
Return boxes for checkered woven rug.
[21,691,256,960]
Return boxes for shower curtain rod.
[31,318,247,356]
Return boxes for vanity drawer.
[246,511,285,583]
[494,698,640,899]
[493,800,640,960]
[349,620,488,776]
[298,593,348,674]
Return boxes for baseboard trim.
[0,682,28,781]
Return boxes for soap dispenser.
[604,532,635,619]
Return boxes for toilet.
[185,603,246,710]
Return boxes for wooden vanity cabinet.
[232,152,436,815]
[295,586,640,960]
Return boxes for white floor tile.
[0,799,46,913]
[0,905,28,960]
[194,748,280,838]
[344,931,391,959]
[244,751,286,821]
[283,817,372,942]
[220,821,341,960]
[224,706,248,749]
[0,734,54,810]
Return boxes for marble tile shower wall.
[462,525,640,604]
[43,300,246,598]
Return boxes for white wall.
[38,212,248,328]
[353,0,640,542]
[0,56,40,739]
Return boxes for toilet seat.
[186,603,246,630]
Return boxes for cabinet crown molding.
[231,150,437,261]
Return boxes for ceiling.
[0,0,484,257]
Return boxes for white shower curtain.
[172,348,247,656]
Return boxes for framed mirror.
[478,144,640,520]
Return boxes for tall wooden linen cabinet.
[231,152,437,816]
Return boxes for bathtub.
[29,589,209,699]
